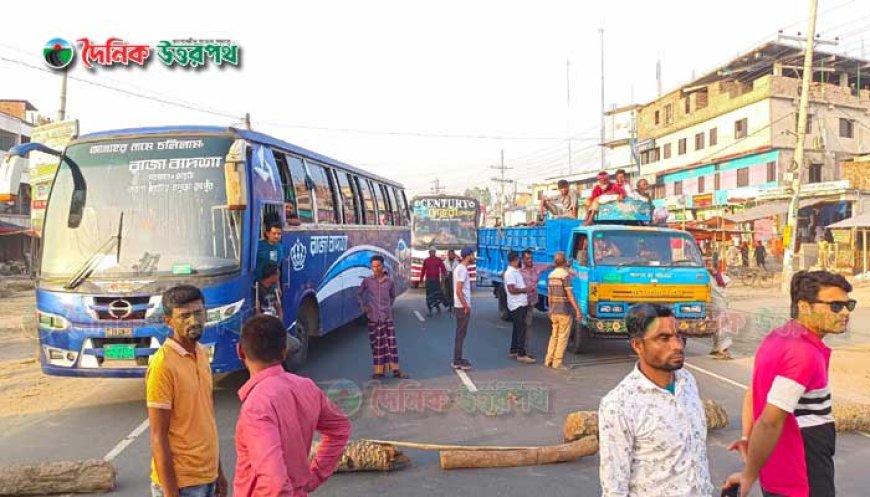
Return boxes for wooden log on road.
[833,402,870,432]
[0,459,115,496]
[312,439,411,472]
[563,399,730,442]
[439,436,598,470]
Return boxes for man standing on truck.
[505,251,535,364]
[540,179,579,220]
[583,171,626,225]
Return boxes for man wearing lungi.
[421,248,448,316]
[358,255,409,379]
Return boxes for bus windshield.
[411,196,479,250]
[591,230,704,267]
[40,135,243,281]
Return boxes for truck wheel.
[284,301,315,371]
[569,320,592,354]
[496,285,510,321]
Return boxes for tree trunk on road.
[439,436,598,470]
[0,460,115,496]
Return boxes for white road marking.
[454,369,478,392]
[104,418,149,462]
[684,361,749,390]
[413,310,425,322]
[686,361,870,439]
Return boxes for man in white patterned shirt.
[599,303,713,497]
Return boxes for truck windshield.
[40,135,243,280]
[591,231,703,267]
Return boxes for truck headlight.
[37,310,70,330]
[206,299,245,325]
[679,304,704,314]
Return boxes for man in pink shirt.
[234,315,351,497]
[723,271,854,497]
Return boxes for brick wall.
[0,101,29,121]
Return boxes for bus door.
[249,144,286,322]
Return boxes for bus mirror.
[68,189,85,228]
[225,140,247,210]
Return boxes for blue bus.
[11,125,411,377]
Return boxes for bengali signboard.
[29,120,79,236]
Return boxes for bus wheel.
[496,285,510,321]
[568,320,592,354]
[284,302,315,371]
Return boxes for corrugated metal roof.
[828,212,870,229]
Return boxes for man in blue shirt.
[256,222,285,281]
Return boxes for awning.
[828,212,870,229]
[725,199,828,223]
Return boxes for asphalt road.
[1,287,868,496]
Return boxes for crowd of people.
[142,216,853,496]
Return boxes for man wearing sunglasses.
[724,270,854,497]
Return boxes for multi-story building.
[633,41,870,242]
[0,99,37,270]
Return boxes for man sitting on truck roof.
[540,179,579,220]
[583,171,625,225]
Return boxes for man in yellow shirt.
[146,285,227,497]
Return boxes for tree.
[463,187,492,206]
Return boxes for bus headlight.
[206,299,245,325]
[37,310,71,330]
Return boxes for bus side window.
[286,155,314,223]
[306,162,338,224]
[335,171,359,224]
[573,234,589,266]
[385,186,401,225]
[272,151,300,227]
[378,184,395,226]
[355,176,377,225]
[372,182,390,225]
[398,189,411,226]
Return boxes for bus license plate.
[105,328,133,338]
[104,344,135,360]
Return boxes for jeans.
[453,308,470,362]
[509,305,528,356]
[524,304,535,352]
[151,482,216,497]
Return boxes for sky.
[2,0,869,198]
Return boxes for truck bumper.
[586,317,716,338]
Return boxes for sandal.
[372,373,385,379]
[393,370,410,379]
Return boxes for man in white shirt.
[504,251,534,364]
[599,303,713,497]
[451,247,475,371]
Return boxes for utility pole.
[491,149,513,223]
[57,70,68,122]
[430,178,446,194]
[567,58,573,174]
[244,112,252,130]
[781,0,823,293]
[599,28,606,171]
